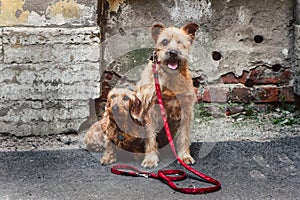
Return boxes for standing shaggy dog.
[133,23,199,168]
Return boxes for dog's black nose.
[169,50,178,58]
[112,105,119,112]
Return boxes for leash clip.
[150,51,158,64]
[138,173,149,178]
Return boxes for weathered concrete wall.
[0,0,97,26]
[0,0,299,140]
[0,0,100,137]
[295,0,300,96]
[294,25,300,96]
[99,0,297,109]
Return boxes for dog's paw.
[100,154,117,165]
[179,154,195,165]
[141,153,159,168]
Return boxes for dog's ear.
[181,23,199,41]
[151,23,165,43]
[130,94,142,120]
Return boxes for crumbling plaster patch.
[159,0,212,25]
[0,0,96,26]
[107,0,126,12]
[47,0,81,19]
[0,0,30,26]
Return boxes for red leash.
[111,60,221,194]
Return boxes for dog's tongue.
[167,63,178,70]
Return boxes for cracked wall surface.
[0,0,299,139]
[98,0,297,110]
[0,0,100,137]
[0,0,97,26]
[295,0,300,96]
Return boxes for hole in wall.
[193,79,200,88]
[254,35,264,43]
[272,64,282,72]
[212,51,222,61]
[244,79,254,87]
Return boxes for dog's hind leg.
[84,121,105,152]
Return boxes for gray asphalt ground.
[0,136,299,200]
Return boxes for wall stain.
[107,0,126,12]
[0,0,30,26]
[47,0,81,19]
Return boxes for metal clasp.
[138,173,149,178]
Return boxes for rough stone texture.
[99,0,297,108]
[0,0,101,137]
[0,0,98,26]
[3,28,100,64]
[1,137,300,199]
[101,0,294,77]
[1,0,300,141]
[295,25,300,95]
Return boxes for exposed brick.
[2,27,100,64]
[0,100,89,136]
[199,86,229,103]
[100,82,111,100]
[221,71,248,84]
[225,105,245,116]
[0,63,100,100]
[253,86,279,103]
[230,87,252,103]
[105,72,114,81]
[249,67,292,85]
[279,86,296,102]
[295,95,300,110]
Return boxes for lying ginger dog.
[85,88,145,165]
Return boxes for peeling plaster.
[0,0,30,26]
[107,0,126,12]
[160,0,212,24]
[0,0,96,26]
[237,6,251,25]
[27,11,46,26]
[46,0,81,19]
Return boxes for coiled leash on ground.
[111,56,221,194]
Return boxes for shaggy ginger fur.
[132,23,199,168]
[84,88,145,165]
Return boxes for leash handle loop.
[111,164,186,181]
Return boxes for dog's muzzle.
[166,50,180,70]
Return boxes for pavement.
[0,136,299,200]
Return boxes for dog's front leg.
[176,106,195,165]
[142,107,159,168]
[100,139,117,165]
[142,128,159,168]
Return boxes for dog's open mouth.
[167,58,179,70]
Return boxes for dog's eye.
[123,95,129,101]
[161,39,169,46]
[111,94,116,99]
